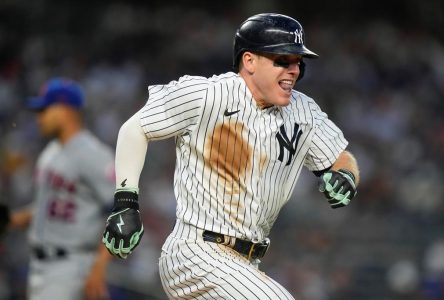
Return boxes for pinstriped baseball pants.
[159,220,295,300]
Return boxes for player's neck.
[240,72,273,110]
[58,122,83,144]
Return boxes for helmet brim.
[255,43,319,58]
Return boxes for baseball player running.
[2,78,115,300]
[102,13,360,299]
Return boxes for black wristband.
[114,191,139,211]
[312,167,331,177]
[338,169,356,183]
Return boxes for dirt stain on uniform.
[259,154,268,175]
[205,121,252,195]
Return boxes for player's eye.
[273,59,290,68]
[273,57,301,68]
[36,107,48,114]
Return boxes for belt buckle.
[247,238,270,260]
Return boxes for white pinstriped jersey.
[140,72,347,242]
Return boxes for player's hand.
[0,203,10,236]
[102,191,144,259]
[318,169,357,209]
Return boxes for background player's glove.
[102,191,144,259]
[0,203,10,236]
[319,169,357,209]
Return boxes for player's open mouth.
[279,80,293,93]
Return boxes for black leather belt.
[32,246,68,260]
[203,230,270,260]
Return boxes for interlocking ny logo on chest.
[276,123,303,165]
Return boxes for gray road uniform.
[28,130,115,300]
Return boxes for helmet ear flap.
[297,60,305,81]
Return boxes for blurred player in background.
[102,13,360,299]
[0,78,115,300]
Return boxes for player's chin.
[273,93,292,107]
[40,126,56,138]
[274,87,292,106]
[39,127,50,137]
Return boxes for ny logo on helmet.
[294,29,303,44]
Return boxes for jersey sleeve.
[140,75,208,140]
[81,145,115,207]
[304,103,349,171]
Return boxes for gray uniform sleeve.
[79,143,115,207]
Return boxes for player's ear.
[241,51,256,74]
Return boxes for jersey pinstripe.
[140,72,347,242]
[159,220,294,300]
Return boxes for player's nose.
[287,62,300,74]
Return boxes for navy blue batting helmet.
[233,13,318,74]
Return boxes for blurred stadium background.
[1,0,444,299]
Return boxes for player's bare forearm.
[84,244,112,300]
[96,243,114,266]
[90,243,113,279]
[9,208,33,230]
[331,150,360,185]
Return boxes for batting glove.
[102,191,144,259]
[319,169,357,209]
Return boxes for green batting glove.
[102,191,144,259]
[319,169,357,209]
